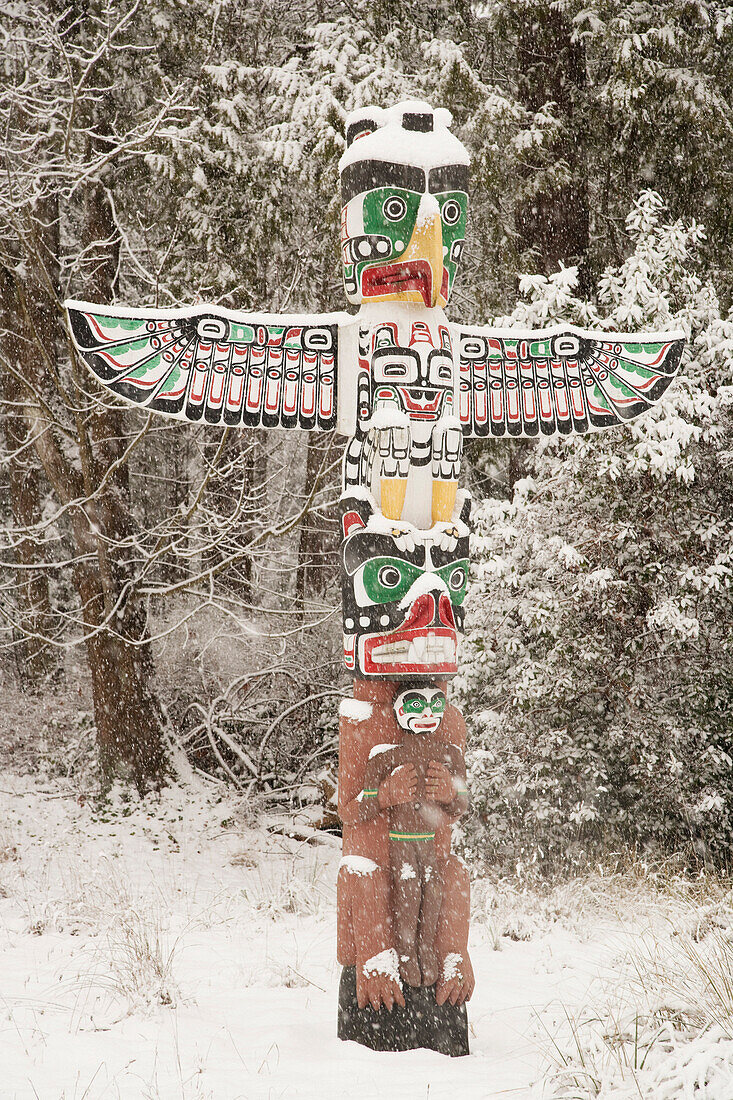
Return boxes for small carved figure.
[361,683,468,987]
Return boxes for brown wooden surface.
[337,679,473,1009]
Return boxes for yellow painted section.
[431,479,457,524]
[381,476,408,520]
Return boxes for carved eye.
[197,317,229,340]
[449,567,466,591]
[403,693,428,714]
[383,195,407,221]
[553,335,580,358]
[378,565,401,588]
[431,693,446,714]
[441,199,461,226]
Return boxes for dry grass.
[101,907,182,1008]
[537,879,733,1099]
[238,858,334,921]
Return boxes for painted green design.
[402,693,428,714]
[97,315,146,332]
[362,187,422,258]
[361,556,424,605]
[401,691,446,716]
[124,355,164,380]
[103,337,150,354]
[622,341,665,355]
[344,185,423,297]
[436,190,468,301]
[360,557,468,608]
[388,831,436,841]
[435,559,469,606]
[590,385,612,411]
[228,323,256,343]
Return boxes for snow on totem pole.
[65,101,685,1057]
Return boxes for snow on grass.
[530,870,733,1098]
[2,776,733,1099]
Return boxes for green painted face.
[340,159,469,306]
[435,190,468,302]
[394,685,448,733]
[435,559,469,606]
[402,691,446,716]
[341,184,425,304]
[361,556,423,605]
[363,187,421,253]
[357,556,469,607]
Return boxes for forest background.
[1,0,732,877]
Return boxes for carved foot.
[399,953,422,987]
[418,942,439,987]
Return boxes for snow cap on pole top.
[339,100,470,173]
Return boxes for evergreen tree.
[458,192,733,871]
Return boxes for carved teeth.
[370,634,457,666]
[372,639,411,663]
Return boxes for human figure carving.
[361,684,468,987]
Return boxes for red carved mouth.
[396,387,444,419]
[358,593,458,676]
[361,628,458,676]
[440,267,449,301]
[362,261,433,307]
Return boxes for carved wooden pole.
[334,104,475,1054]
[65,100,684,1057]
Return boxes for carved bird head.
[339,101,470,309]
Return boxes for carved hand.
[378,764,417,808]
[356,970,406,1013]
[425,760,455,804]
[435,952,475,1007]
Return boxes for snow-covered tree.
[458,192,733,871]
[0,1,730,823]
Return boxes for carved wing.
[455,324,685,438]
[65,300,349,430]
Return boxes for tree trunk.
[295,431,338,610]
[514,3,590,288]
[72,534,167,790]
[0,207,58,688]
[5,180,169,791]
[0,272,56,688]
[71,176,169,791]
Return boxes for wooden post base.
[337,966,469,1057]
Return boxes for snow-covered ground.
[2,773,733,1100]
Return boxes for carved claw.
[357,948,406,1011]
[430,521,461,553]
[431,418,463,481]
[390,521,417,554]
[368,404,411,480]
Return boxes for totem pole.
[65,100,684,1057]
